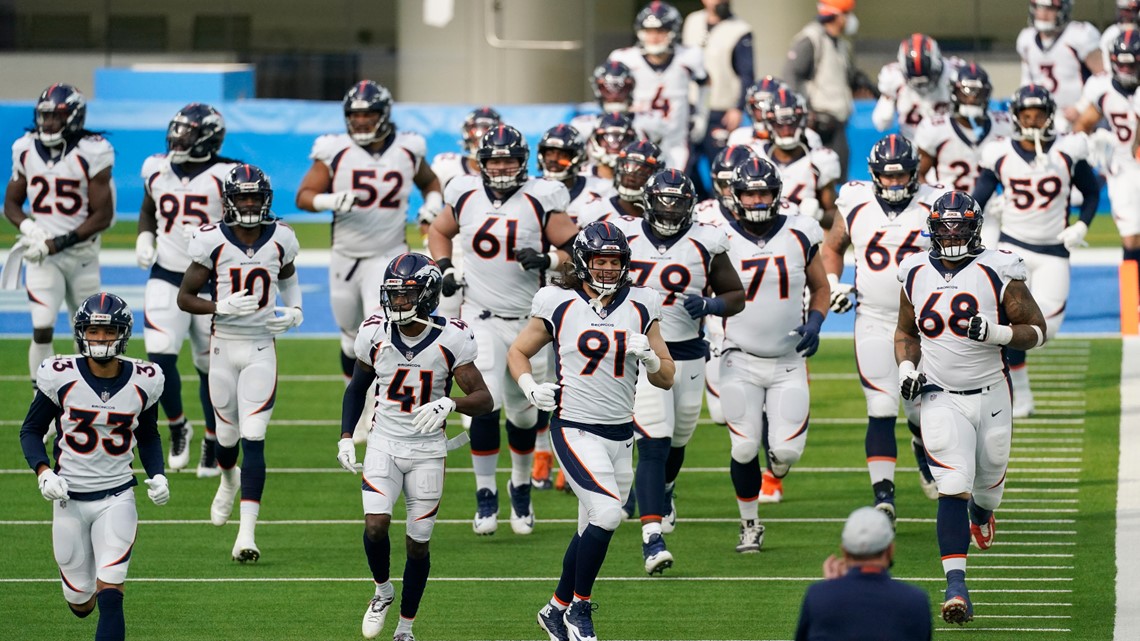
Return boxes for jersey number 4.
[386,368,434,413]
[63,408,136,456]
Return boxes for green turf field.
[0,336,1116,640]
[0,217,1129,253]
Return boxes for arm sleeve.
[20,391,61,471]
[783,37,816,92]
[1072,160,1100,225]
[732,33,756,110]
[341,363,373,436]
[971,169,1000,208]
[278,273,302,308]
[133,404,165,478]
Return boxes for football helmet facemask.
[223,164,274,228]
[614,140,662,202]
[951,61,993,121]
[588,112,639,168]
[572,221,632,297]
[644,169,698,237]
[538,124,586,182]
[711,145,758,211]
[34,84,87,148]
[343,80,394,146]
[477,125,530,191]
[74,293,133,362]
[167,103,226,164]
[868,134,920,205]
[380,253,443,326]
[461,107,502,157]
[592,61,636,113]
[927,191,984,261]
[731,158,783,224]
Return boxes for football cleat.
[168,421,193,470]
[210,466,240,526]
[508,481,535,535]
[563,600,599,641]
[642,533,674,575]
[362,594,394,639]
[736,519,765,553]
[231,535,259,563]
[758,470,783,503]
[621,490,637,520]
[532,451,554,490]
[473,488,499,535]
[661,489,677,535]
[942,572,974,625]
[537,603,570,641]
[912,438,939,500]
[874,499,897,531]
[392,634,415,641]
[970,503,996,550]
[197,437,221,478]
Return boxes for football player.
[429,107,501,320]
[570,61,637,147]
[1076,32,1140,267]
[508,221,674,641]
[19,292,168,641]
[1017,0,1104,131]
[178,165,304,562]
[609,1,709,170]
[135,103,239,476]
[296,81,444,389]
[577,140,662,226]
[873,34,956,141]
[971,84,1100,418]
[719,157,828,553]
[582,112,640,184]
[428,125,578,536]
[337,253,492,641]
[914,62,1013,248]
[821,134,948,521]
[727,76,825,151]
[611,169,744,573]
[895,191,1047,625]
[5,84,114,397]
[1101,0,1140,69]
[754,89,841,227]
[538,124,615,222]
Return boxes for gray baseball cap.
[841,507,894,555]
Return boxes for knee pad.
[731,438,761,465]
[505,420,537,453]
[981,426,1012,470]
[592,503,624,531]
[936,472,970,497]
[504,405,538,431]
[240,416,269,441]
[215,422,240,448]
[768,446,801,470]
[867,394,899,419]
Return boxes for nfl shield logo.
[100,390,110,402]
[405,350,415,361]
[246,248,255,258]
[598,309,608,319]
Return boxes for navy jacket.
[795,566,932,641]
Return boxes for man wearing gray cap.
[794,507,931,641]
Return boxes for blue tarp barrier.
[0,98,1113,223]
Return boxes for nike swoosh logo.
[689,374,700,380]
[991,409,1002,417]
[785,367,795,372]
[257,346,269,351]
[625,442,633,448]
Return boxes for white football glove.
[799,197,824,222]
[689,115,708,143]
[827,273,854,314]
[312,190,357,214]
[215,291,259,316]
[1088,128,1117,172]
[336,437,362,474]
[519,373,559,412]
[417,191,445,225]
[135,231,157,269]
[411,397,456,434]
[37,469,69,501]
[19,218,48,243]
[966,313,1013,345]
[628,332,661,373]
[144,474,170,506]
[1056,221,1088,250]
[23,237,50,264]
[266,306,304,333]
[898,361,927,401]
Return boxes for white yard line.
[1116,337,1140,641]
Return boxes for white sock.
[238,501,259,539]
[29,341,53,381]
[472,453,497,491]
[737,497,758,521]
[510,450,533,488]
[641,521,662,543]
[535,427,552,453]
[867,459,896,485]
[395,616,414,634]
[942,556,967,575]
[549,596,568,611]
[375,580,394,599]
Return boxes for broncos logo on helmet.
[380,253,443,326]
[74,292,133,362]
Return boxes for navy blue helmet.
[928,191,984,261]
[34,84,87,147]
[635,2,683,55]
[538,124,586,181]
[898,34,945,91]
[74,293,133,361]
[223,164,274,227]
[572,221,632,296]
[615,140,662,202]
[731,157,783,223]
[951,61,993,120]
[1010,83,1057,142]
[343,80,394,146]
[167,103,226,163]
[380,253,443,325]
[592,61,635,112]
[712,145,758,210]
[477,125,530,190]
[461,106,502,156]
[644,169,698,237]
[589,112,639,168]
[868,134,920,205]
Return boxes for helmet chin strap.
[395,314,445,331]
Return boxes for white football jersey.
[1017,22,1102,110]
[310,131,425,258]
[353,313,478,458]
[141,155,238,272]
[444,175,570,316]
[899,248,1028,391]
[914,112,1014,192]
[609,45,707,150]
[722,214,823,358]
[611,216,731,347]
[575,194,628,227]
[188,221,301,340]
[10,133,115,239]
[1077,74,1136,168]
[754,143,842,207]
[876,61,956,140]
[36,355,164,493]
[979,134,1089,246]
[837,181,945,322]
[430,151,478,190]
[531,283,662,426]
[726,125,823,150]
[564,175,615,223]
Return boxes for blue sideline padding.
[94,66,256,103]
[0,99,1111,222]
